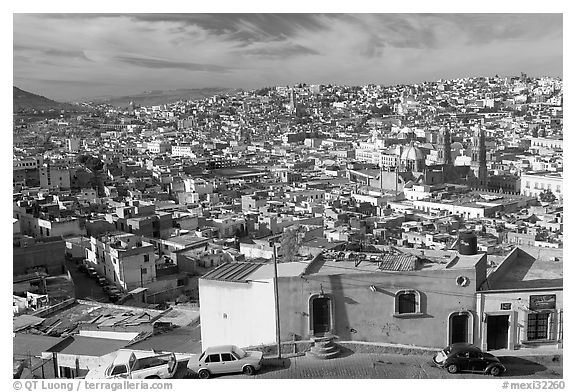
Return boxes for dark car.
[433,343,506,376]
[87,267,98,278]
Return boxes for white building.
[199,262,307,349]
[86,233,156,291]
[520,172,563,202]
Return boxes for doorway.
[451,314,469,344]
[486,315,509,350]
[311,297,332,336]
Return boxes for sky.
[13,13,563,102]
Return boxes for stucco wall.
[479,289,563,349]
[199,279,276,350]
[277,268,480,349]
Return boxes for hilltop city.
[13,74,563,379]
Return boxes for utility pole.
[272,245,281,359]
[395,165,399,199]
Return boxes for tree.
[539,189,557,203]
[279,225,303,263]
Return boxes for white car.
[86,351,177,379]
[187,345,263,379]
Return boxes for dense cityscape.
[12,72,564,380]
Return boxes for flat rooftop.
[306,248,484,276]
[51,335,129,357]
[485,248,563,290]
[164,234,209,247]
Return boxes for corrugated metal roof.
[379,254,419,271]
[201,262,263,282]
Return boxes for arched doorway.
[448,311,474,345]
[309,294,333,337]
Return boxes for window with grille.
[527,312,549,340]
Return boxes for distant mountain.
[87,87,241,107]
[13,86,80,112]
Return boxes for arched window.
[394,290,421,316]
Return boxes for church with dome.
[399,142,426,172]
[353,126,488,193]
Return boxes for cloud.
[12,13,563,101]
[240,42,320,59]
[14,43,91,61]
[115,55,232,72]
[44,48,91,60]
[16,77,111,86]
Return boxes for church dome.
[451,141,464,150]
[401,144,424,161]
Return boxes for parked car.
[87,267,98,278]
[108,289,122,302]
[432,343,506,376]
[86,350,177,379]
[108,294,120,302]
[97,277,108,286]
[187,345,263,379]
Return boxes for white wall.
[478,290,563,350]
[199,279,276,350]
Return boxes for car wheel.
[243,365,255,375]
[447,364,459,374]
[198,369,210,379]
[490,366,503,377]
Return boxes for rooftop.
[48,335,129,357]
[164,234,209,247]
[201,262,264,283]
[307,248,485,276]
[13,333,65,357]
[483,246,563,291]
[201,261,310,283]
[19,301,165,336]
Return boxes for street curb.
[338,341,439,356]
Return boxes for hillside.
[88,87,240,107]
[13,87,80,112]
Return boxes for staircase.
[306,335,341,360]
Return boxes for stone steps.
[306,336,341,360]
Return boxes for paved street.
[194,352,562,379]
[64,259,110,302]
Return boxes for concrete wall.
[240,242,274,260]
[13,240,65,276]
[38,218,85,238]
[199,279,276,350]
[277,267,480,349]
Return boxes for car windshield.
[232,347,247,358]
